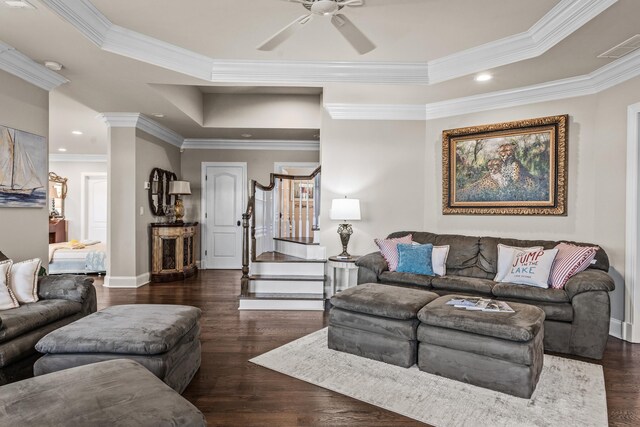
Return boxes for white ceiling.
[0,0,638,154]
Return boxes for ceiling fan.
[258,0,375,55]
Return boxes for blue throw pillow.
[396,243,434,276]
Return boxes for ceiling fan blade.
[339,0,365,6]
[257,14,313,51]
[331,14,375,54]
[279,0,315,4]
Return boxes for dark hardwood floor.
[93,270,640,426]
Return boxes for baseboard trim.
[103,272,150,288]
[609,318,623,339]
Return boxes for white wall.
[422,76,640,322]
[319,111,427,258]
[48,160,107,241]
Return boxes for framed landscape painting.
[442,115,568,215]
[0,124,47,208]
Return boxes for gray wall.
[135,130,181,276]
[180,148,319,259]
[0,69,49,265]
[48,160,107,241]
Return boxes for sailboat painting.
[0,125,47,208]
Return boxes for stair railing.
[241,166,321,290]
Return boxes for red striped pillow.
[550,243,599,289]
[375,235,413,272]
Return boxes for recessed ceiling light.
[44,61,63,71]
[474,73,493,82]
[58,148,67,152]
[241,133,252,138]
[4,1,35,9]
[152,113,165,118]
[71,130,83,135]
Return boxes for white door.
[82,173,108,242]
[203,164,246,269]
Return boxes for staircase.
[239,167,326,311]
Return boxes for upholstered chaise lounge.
[356,231,615,359]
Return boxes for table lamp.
[330,197,361,257]
[168,180,191,223]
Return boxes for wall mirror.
[148,168,177,217]
[48,172,68,218]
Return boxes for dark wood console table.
[150,222,198,283]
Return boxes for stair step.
[238,292,325,311]
[255,252,325,263]
[249,277,324,294]
[250,275,325,281]
[240,293,324,300]
[273,237,319,246]
[250,260,325,276]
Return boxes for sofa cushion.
[492,282,570,303]
[389,232,480,271]
[418,295,545,342]
[330,283,438,320]
[36,304,201,356]
[431,276,495,295]
[397,243,434,275]
[549,243,598,289]
[0,313,84,368]
[0,300,83,343]
[0,359,206,427]
[479,236,610,273]
[379,271,433,288]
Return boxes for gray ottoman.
[417,295,545,398]
[0,359,206,426]
[34,304,201,394]
[329,283,439,367]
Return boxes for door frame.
[200,162,248,269]
[80,172,108,241]
[625,102,640,342]
[274,162,319,174]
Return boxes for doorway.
[81,172,107,242]
[201,162,247,269]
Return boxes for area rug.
[250,328,608,427]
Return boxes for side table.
[328,255,361,296]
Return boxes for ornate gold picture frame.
[442,115,568,215]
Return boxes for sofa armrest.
[356,252,388,277]
[38,275,94,304]
[564,269,615,300]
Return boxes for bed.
[48,241,107,275]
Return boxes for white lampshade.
[330,198,361,221]
[168,180,191,195]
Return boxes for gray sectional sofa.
[0,260,97,385]
[356,231,615,359]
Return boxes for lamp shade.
[168,180,191,195]
[330,198,361,221]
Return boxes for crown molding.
[210,60,428,85]
[428,0,618,83]
[325,49,640,121]
[103,25,214,81]
[0,41,68,91]
[49,153,107,162]
[98,113,184,148]
[38,0,615,85]
[323,104,426,121]
[182,139,319,151]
